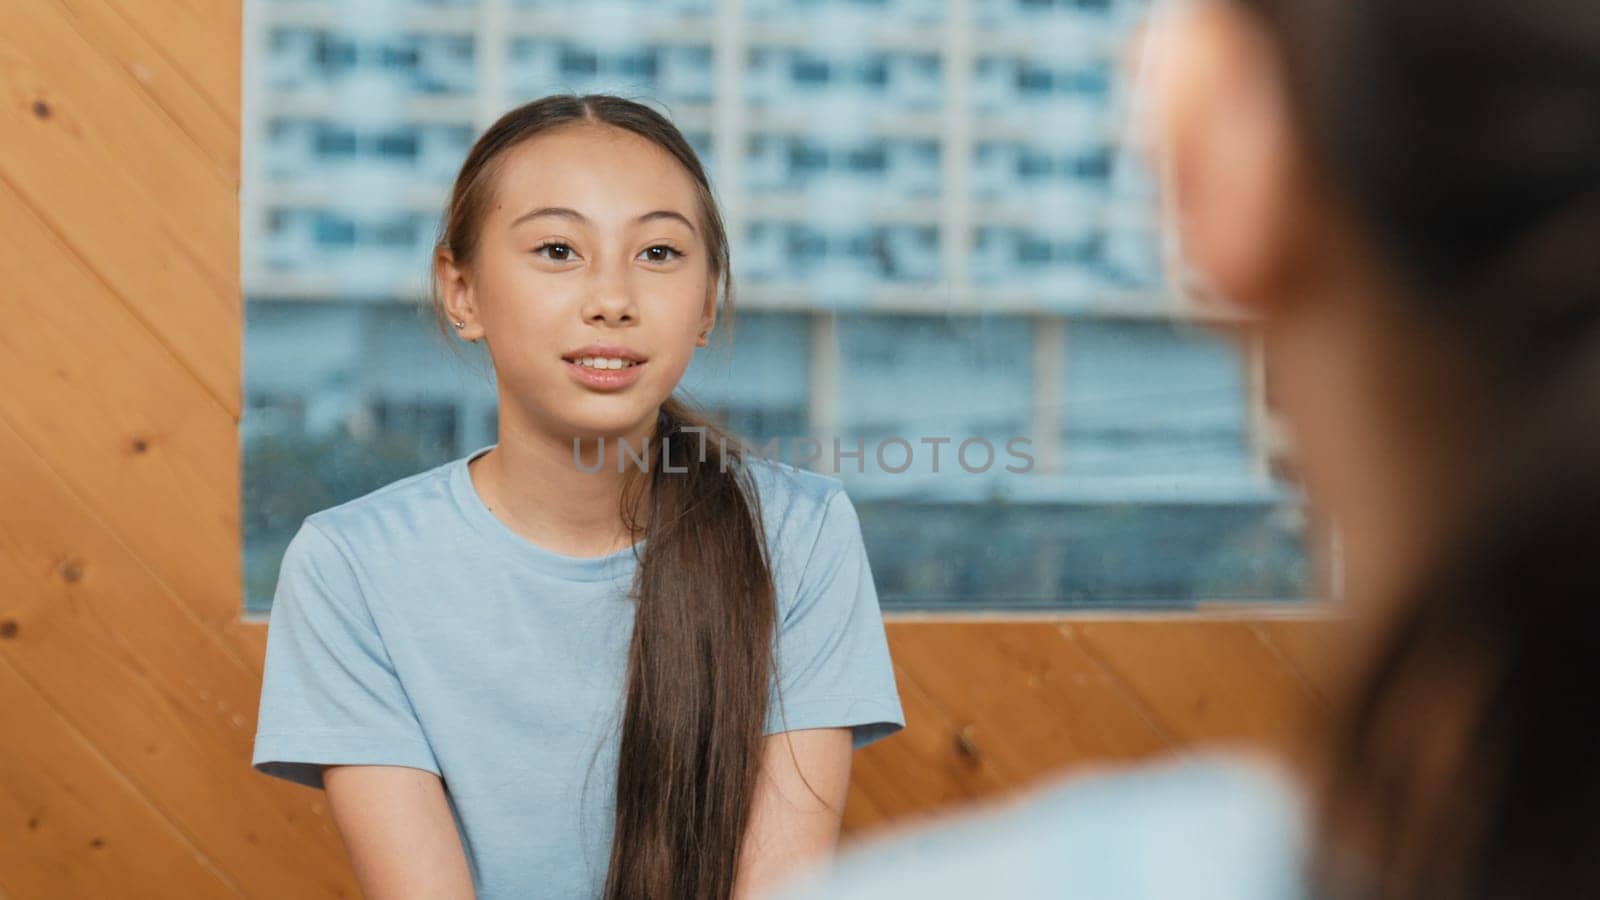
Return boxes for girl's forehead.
[491,124,702,224]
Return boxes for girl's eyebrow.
[637,210,698,236]
[509,206,697,236]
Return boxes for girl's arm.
[734,726,855,899]
[323,764,477,899]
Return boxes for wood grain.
[0,0,240,416]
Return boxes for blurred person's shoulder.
[774,749,1312,900]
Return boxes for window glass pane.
[243,0,1309,614]
[679,313,812,446]
[1063,320,1249,478]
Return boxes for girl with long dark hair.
[252,94,905,900]
[774,0,1600,897]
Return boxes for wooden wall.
[0,1,1342,896]
[844,613,1340,832]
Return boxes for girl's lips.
[564,359,645,391]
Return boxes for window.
[560,45,599,77]
[860,57,889,87]
[243,0,1309,614]
[846,145,888,173]
[378,43,421,70]
[1070,145,1113,180]
[375,131,420,160]
[788,141,829,174]
[312,32,357,71]
[370,396,459,457]
[313,125,357,157]
[1063,320,1250,478]
[311,213,356,247]
[1018,149,1053,178]
[372,218,417,247]
[791,55,830,85]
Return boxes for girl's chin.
[553,404,665,443]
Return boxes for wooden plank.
[49,0,240,180]
[100,0,241,136]
[0,416,363,899]
[0,0,240,416]
[0,178,241,629]
[843,658,1013,827]
[841,619,1335,843]
[888,622,1173,781]
[1253,617,1348,706]
[838,777,892,838]
[0,654,241,899]
[2,0,235,226]
[1068,620,1322,750]
[221,618,268,681]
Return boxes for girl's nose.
[583,267,637,326]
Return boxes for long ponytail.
[606,398,776,899]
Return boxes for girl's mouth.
[563,356,646,391]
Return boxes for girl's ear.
[697,281,717,347]
[1146,0,1315,319]
[437,248,484,342]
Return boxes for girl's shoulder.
[735,456,866,592]
[297,454,461,562]
[739,454,846,519]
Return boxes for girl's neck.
[469,412,655,558]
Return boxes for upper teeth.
[577,357,636,369]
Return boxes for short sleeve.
[765,488,905,750]
[251,519,441,790]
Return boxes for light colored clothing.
[252,443,905,900]
[772,751,1311,900]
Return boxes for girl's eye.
[535,242,574,262]
[640,245,681,263]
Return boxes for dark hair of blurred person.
[1218,1,1600,896]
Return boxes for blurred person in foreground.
[770,0,1600,897]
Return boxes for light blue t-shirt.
[772,751,1312,900]
[251,443,905,899]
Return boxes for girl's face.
[449,123,717,440]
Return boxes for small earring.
[452,320,465,329]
